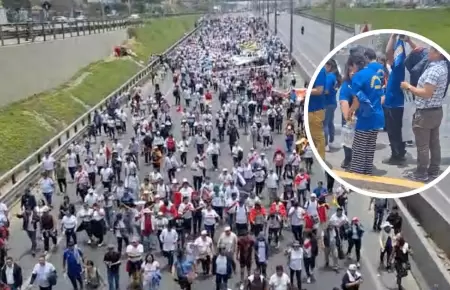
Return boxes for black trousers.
[386,107,406,159]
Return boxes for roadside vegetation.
[0,15,198,174]
[308,8,450,50]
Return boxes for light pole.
[266,0,269,24]
[330,0,336,51]
[289,0,293,57]
[274,0,278,34]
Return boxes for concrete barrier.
[0,23,202,208]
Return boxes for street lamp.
[274,0,278,34]
[330,0,336,51]
[289,0,293,57]
[266,0,269,24]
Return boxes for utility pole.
[330,0,336,51]
[289,0,293,57]
[274,0,278,34]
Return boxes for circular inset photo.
[304,29,450,197]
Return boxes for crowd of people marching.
[0,16,415,290]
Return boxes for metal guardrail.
[0,23,201,207]
[295,11,355,33]
[0,19,143,46]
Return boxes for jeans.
[323,104,337,145]
[309,110,325,159]
[107,270,120,290]
[68,273,83,290]
[215,274,228,290]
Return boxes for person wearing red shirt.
[317,196,330,230]
[294,169,310,206]
[249,202,266,236]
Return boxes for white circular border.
[303,28,450,198]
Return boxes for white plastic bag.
[402,89,416,142]
[342,122,355,148]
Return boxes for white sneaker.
[325,145,330,152]
[306,277,311,284]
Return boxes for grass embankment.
[0,15,198,174]
[308,8,450,51]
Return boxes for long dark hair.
[347,53,367,72]
[326,59,342,87]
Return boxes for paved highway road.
[268,11,450,239]
[5,28,420,290]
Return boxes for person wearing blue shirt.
[173,250,196,290]
[324,59,341,151]
[384,35,407,164]
[62,242,84,290]
[347,53,385,175]
[338,64,354,169]
[313,181,327,198]
[308,66,327,159]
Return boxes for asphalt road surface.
[5,37,419,290]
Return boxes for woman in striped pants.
[346,53,385,175]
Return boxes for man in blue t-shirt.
[383,35,407,164]
[313,181,327,198]
[308,67,327,159]
[62,242,84,290]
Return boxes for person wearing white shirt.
[217,227,238,255]
[141,254,160,287]
[40,173,55,207]
[159,226,178,267]
[126,238,144,276]
[202,204,219,238]
[179,180,194,201]
[194,231,214,274]
[329,208,349,228]
[95,152,107,174]
[207,138,220,171]
[269,266,291,290]
[266,169,279,200]
[42,153,55,174]
[77,204,93,244]
[178,197,194,234]
[285,241,303,290]
[260,123,272,149]
[61,211,78,246]
[191,157,205,191]
[218,169,233,184]
[91,204,105,246]
[288,203,305,241]
[100,166,113,192]
[29,257,56,289]
[177,136,189,167]
[84,190,99,208]
[65,150,78,180]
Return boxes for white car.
[53,16,68,22]
[129,14,140,19]
[75,15,87,21]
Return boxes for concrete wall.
[0,29,128,106]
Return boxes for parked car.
[53,16,68,22]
